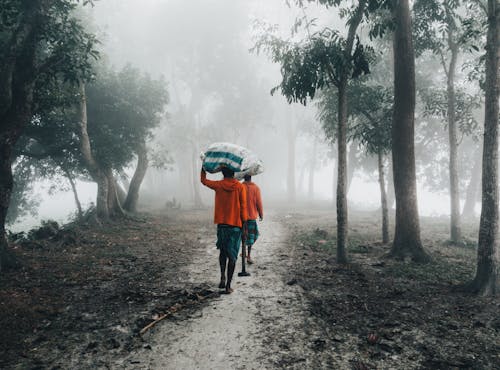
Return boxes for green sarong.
[245,219,259,246]
[216,225,242,262]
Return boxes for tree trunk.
[124,141,149,212]
[308,138,317,201]
[105,166,125,217]
[0,90,35,271]
[336,81,349,264]
[389,0,431,263]
[347,141,358,196]
[447,46,461,242]
[387,157,395,210]
[115,180,127,206]
[0,139,20,271]
[332,0,367,264]
[462,146,481,218]
[287,117,296,203]
[77,83,109,221]
[378,150,390,244]
[469,0,499,296]
[332,153,337,208]
[62,167,83,219]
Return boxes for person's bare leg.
[247,245,253,264]
[219,252,227,289]
[225,259,236,293]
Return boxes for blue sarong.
[245,220,259,246]
[216,225,242,262]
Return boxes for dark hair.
[221,167,234,178]
[244,175,251,181]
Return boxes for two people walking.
[201,167,263,294]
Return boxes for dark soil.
[278,210,500,369]
[1,208,499,369]
[0,211,219,369]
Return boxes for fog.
[11,0,482,230]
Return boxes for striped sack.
[201,142,263,174]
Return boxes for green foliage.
[348,83,392,155]
[86,65,169,170]
[420,88,482,139]
[317,79,392,154]
[0,0,98,86]
[6,157,41,225]
[255,29,373,105]
[254,0,377,106]
[413,0,485,56]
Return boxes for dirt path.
[3,209,499,369]
[113,213,315,369]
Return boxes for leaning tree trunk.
[62,166,83,219]
[378,150,390,244]
[469,0,499,296]
[447,46,461,243]
[115,180,127,206]
[389,0,431,262]
[77,83,109,221]
[462,145,481,218]
[124,141,149,212]
[104,166,125,218]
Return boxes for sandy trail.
[114,213,312,369]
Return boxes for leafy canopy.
[86,65,169,170]
[253,0,376,105]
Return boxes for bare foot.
[247,257,253,264]
[225,286,234,294]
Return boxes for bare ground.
[1,208,499,369]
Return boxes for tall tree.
[81,65,168,219]
[468,0,499,296]
[0,0,97,271]
[318,81,392,243]
[255,0,371,263]
[414,0,483,242]
[389,0,431,262]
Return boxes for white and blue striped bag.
[201,142,264,176]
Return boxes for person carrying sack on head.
[201,166,248,294]
[242,174,263,264]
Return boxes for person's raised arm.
[200,168,219,190]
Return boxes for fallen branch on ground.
[139,291,219,336]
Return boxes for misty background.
[10,0,481,231]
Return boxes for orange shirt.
[201,171,248,227]
[243,181,263,221]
